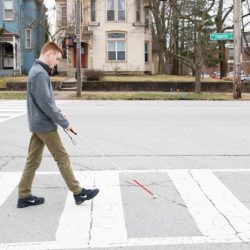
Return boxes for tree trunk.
[195,68,201,93]
[171,7,179,75]
[218,41,227,78]
[158,42,165,74]
[195,29,202,94]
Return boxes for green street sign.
[210,33,234,41]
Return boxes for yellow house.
[55,0,153,76]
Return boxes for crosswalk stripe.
[0,101,26,123]
[0,172,21,207]
[167,169,236,238]
[0,105,26,111]
[1,170,250,249]
[55,171,127,246]
[190,169,250,240]
[0,113,26,123]
[0,100,69,123]
[89,171,127,245]
[0,113,25,116]
[55,172,94,245]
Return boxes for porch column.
[18,38,22,74]
[13,36,16,71]
[0,42,2,69]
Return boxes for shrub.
[84,69,104,81]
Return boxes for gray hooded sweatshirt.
[27,59,69,132]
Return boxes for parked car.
[212,71,221,79]
[227,71,246,81]
[244,75,250,82]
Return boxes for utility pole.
[76,0,82,97]
[233,0,241,99]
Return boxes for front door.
[2,42,13,69]
[73,43,87,68]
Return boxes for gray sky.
[44,0,55,11]
[44,0,56,34]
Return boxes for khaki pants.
[18,130,82,198]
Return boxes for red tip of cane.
[132,179,156,198]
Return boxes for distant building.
[0,0,47,76]
[55,0,153,76]
[225,32,250,76]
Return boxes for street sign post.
[210,33,234,41]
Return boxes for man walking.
[17,42,99,208]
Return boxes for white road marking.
[33,168,250,175]
[0,113,25,116]
[0,101,26,123]
[0,100,70,123]
[55,172,94,245]
[89,171,127,245]
[0,172,21,207]
[0,235,243,250]
[0,169,250,249]
[190,169,250,241]
[167,169,236,238]
[115,168,250,173]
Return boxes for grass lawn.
[0,91,27,99]
[0,91,249,100]
[0,74,235,101]
[103,74,227,82]
[71,92,234,100]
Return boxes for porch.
[0,31,21,76]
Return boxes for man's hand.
[66,126,77,134]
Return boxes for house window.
[62,38,67,59]
[107,0,125,21]
[74,1,76,19]
[25,29,32,49]
[144,8,149,28]
[107,33,126,61]
[61,4,67,26]
[145,42,149,63]
[136,0,141,22]
[3,0,14,20]
[91,0,96,22]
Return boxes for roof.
[0,28,19,38]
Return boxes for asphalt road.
[1,100,250,250]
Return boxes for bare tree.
[145,0,171,74]
[168,0,216,93]
[213,0,233,78]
